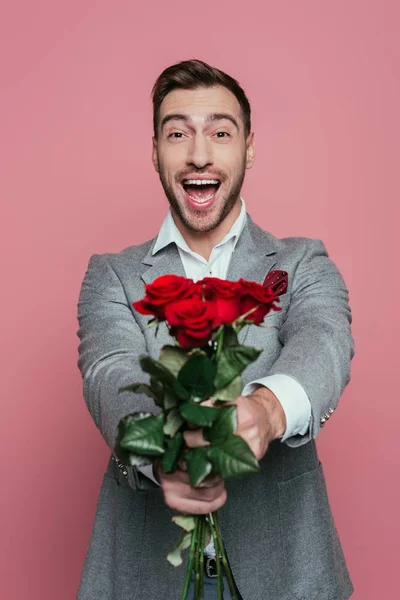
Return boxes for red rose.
[197,277,242,326]
[164,298,217,348]
[238,279,281,325]
[133,275,197,320]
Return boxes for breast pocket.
[263,292,291,320]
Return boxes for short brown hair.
[151,59,251,138]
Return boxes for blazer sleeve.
[76,253,161,487]
[268,238,355,448]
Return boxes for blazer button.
[328,408,334,414]
[320,417,326,426]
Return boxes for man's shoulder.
[248,216,325,258]
[97,236,157,265]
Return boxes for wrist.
[249,386,287,440]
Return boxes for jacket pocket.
[78,473,147,600]
[278,462,345,600]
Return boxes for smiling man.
[154,85,251,241]
[77,59,355,600]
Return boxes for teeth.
[186,193,214,203]
[183,179,220,185]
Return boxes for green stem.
[216,326,225,360]
[181,516,199,600]
[213,511,238,600]
[194,517,202,599]
[199,517,205,599]
[208,513,223,600]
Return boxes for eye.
[168,132,184,139]
[215,131,231,138]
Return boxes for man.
[76,59,354,600]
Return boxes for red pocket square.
[262,270,288,295]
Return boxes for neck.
[171,199,242,261]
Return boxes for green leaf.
[214,345,262,390]
[166,531,192,567]
[119,414,165,456]
[204,405,237,445]
[222,326,239,347]
[115,412,151,463]
[159,345,189,377]
[179,402,220,427]
[210,375,242,402]
[173,378,191,401]
[118,382,163,407]
[177,354,216,400]
[163,408,184,437]
[208,434,261,479]
[172,514,196,532]
[162,433,183,473]
[186,447,213,487]
[164,387,178,410]
[140,355,176,388]
[150,377,165,403]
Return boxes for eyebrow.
[160,112,240,131]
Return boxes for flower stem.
[199,517,205,598]
[216,326,225,360]
[208,513,223,600]
[213,511,238,600]
[181,516,199,600]
[194,518,200,599]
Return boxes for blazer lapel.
[227,214,279,344]
[139,242,186,351]
[226,214,278,283]
[140,241,186,285]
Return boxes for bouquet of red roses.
[115,273,286,600]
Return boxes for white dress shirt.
[138,198,311,493]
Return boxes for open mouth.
[181,178,221,205]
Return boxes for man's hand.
[154,460,227,514]
[184,387,287,461]
[155,386,285,513]
[232,387,287,459]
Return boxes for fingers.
[159,468,227,514]
[167,488,227,515]
[195,473,222,488]
[159,398,229,513]
[183,428,210,448]
[163,482,227,514]
[199,398,215,408]
[184,427,210,448]
[160,468,222,490]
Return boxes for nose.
[186,133,213,169]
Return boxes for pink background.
[1,1,398,598]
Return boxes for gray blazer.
[76,214,355,600]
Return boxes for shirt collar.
[152,197,248,258]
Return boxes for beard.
[157,157,247,233]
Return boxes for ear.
[245,132,255,169]
[152,136,159,173]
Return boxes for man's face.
[152,85,255,233]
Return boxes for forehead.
[159,85,242,125]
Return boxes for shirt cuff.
[136,464,160,486]
[242,374,311,441]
